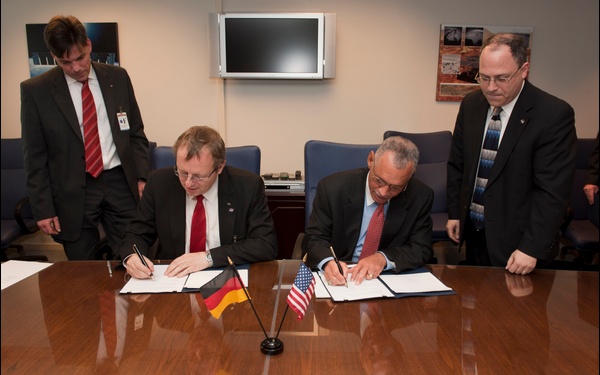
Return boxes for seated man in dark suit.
[120,126,277,278]
[303,136,434,286]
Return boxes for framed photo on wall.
[436,25,533,102]
[26,22,119,78]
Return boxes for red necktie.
[190,195,206,253]
[82,80,103,178]
[99,291,117,358]
[360,204,385,260]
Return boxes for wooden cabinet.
[265,190,305,259]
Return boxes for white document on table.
[119,266,249,294]
[1,260,53,290]
[378,271,452,293]
[313,271,330,298]
[120,265,187,294]
[315,271,394,301]
[313,266,453,301]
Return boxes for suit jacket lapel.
[469,96,491,187]
[217,169,236,245]
[381,189,408,245]
[49,68,82,142]
[94,63,116,132]
[170,176,187,251]
[488,82,533,185]
[343,170,368,249]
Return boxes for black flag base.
[260,337,284,355]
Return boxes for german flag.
[199,266,248,319]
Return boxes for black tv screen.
[218,13,327,79]
[225,18,318,74]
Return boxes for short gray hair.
[375,136,419,173]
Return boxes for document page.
[1,260,53,290]
[119,266,249,294]
[378,271,452,293]
[313,266,454,300]
[314,271,330,298]
[316,272,394,301]
[119,265,187,294]
[184,268,248,289]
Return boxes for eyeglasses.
[370,168,407,194]
[475,65,523,86]
[174,166,216,183]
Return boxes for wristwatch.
[205,250,214,267]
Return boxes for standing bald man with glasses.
[447,33,577,274]
[120,126,277,279]
[304,136,434,286]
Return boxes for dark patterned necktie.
[470,107,503,230]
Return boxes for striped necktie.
[470,107,502,230]
[82,80,103,178]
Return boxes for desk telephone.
[262,170,302,181]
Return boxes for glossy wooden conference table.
[2,260,598,374]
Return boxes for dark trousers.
[464,215,492,267]
[58,167,137,260]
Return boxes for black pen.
[329,246,348,287]
[133,244,153,279]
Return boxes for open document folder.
[314,266,455,302]
[119,264,249,294]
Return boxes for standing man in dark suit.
[304,136,434,286]
[121,126,277,279]
[21,15,150,260]
[446,33,577,274]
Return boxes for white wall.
[2,0,599,172]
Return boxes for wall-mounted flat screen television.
[209,13,336,79]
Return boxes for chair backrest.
[1,139,29,221]
[383,131,453,245]
[570,138,596,220]
[1,138,38,250]
[304,140,379,227]
[225,146,261,175]
[151,144,261,175]
[383,130,452,214]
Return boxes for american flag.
[286,262,316,320]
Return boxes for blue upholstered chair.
[383,131,453,245]
[294,140,379,259]
[560,138,599,266]
[151,144,261,175]
[304,140,379,227]
[1,138,47,261]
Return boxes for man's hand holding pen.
[327,246,348,287]
[125,244,155,279]
[125,254,155,279]
[324,260,349,286]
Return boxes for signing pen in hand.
[133,244,153,279]
[329,246,348,287]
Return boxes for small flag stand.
[219,256,314,356]
[226,257,284,355]
[265,254,316,355]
